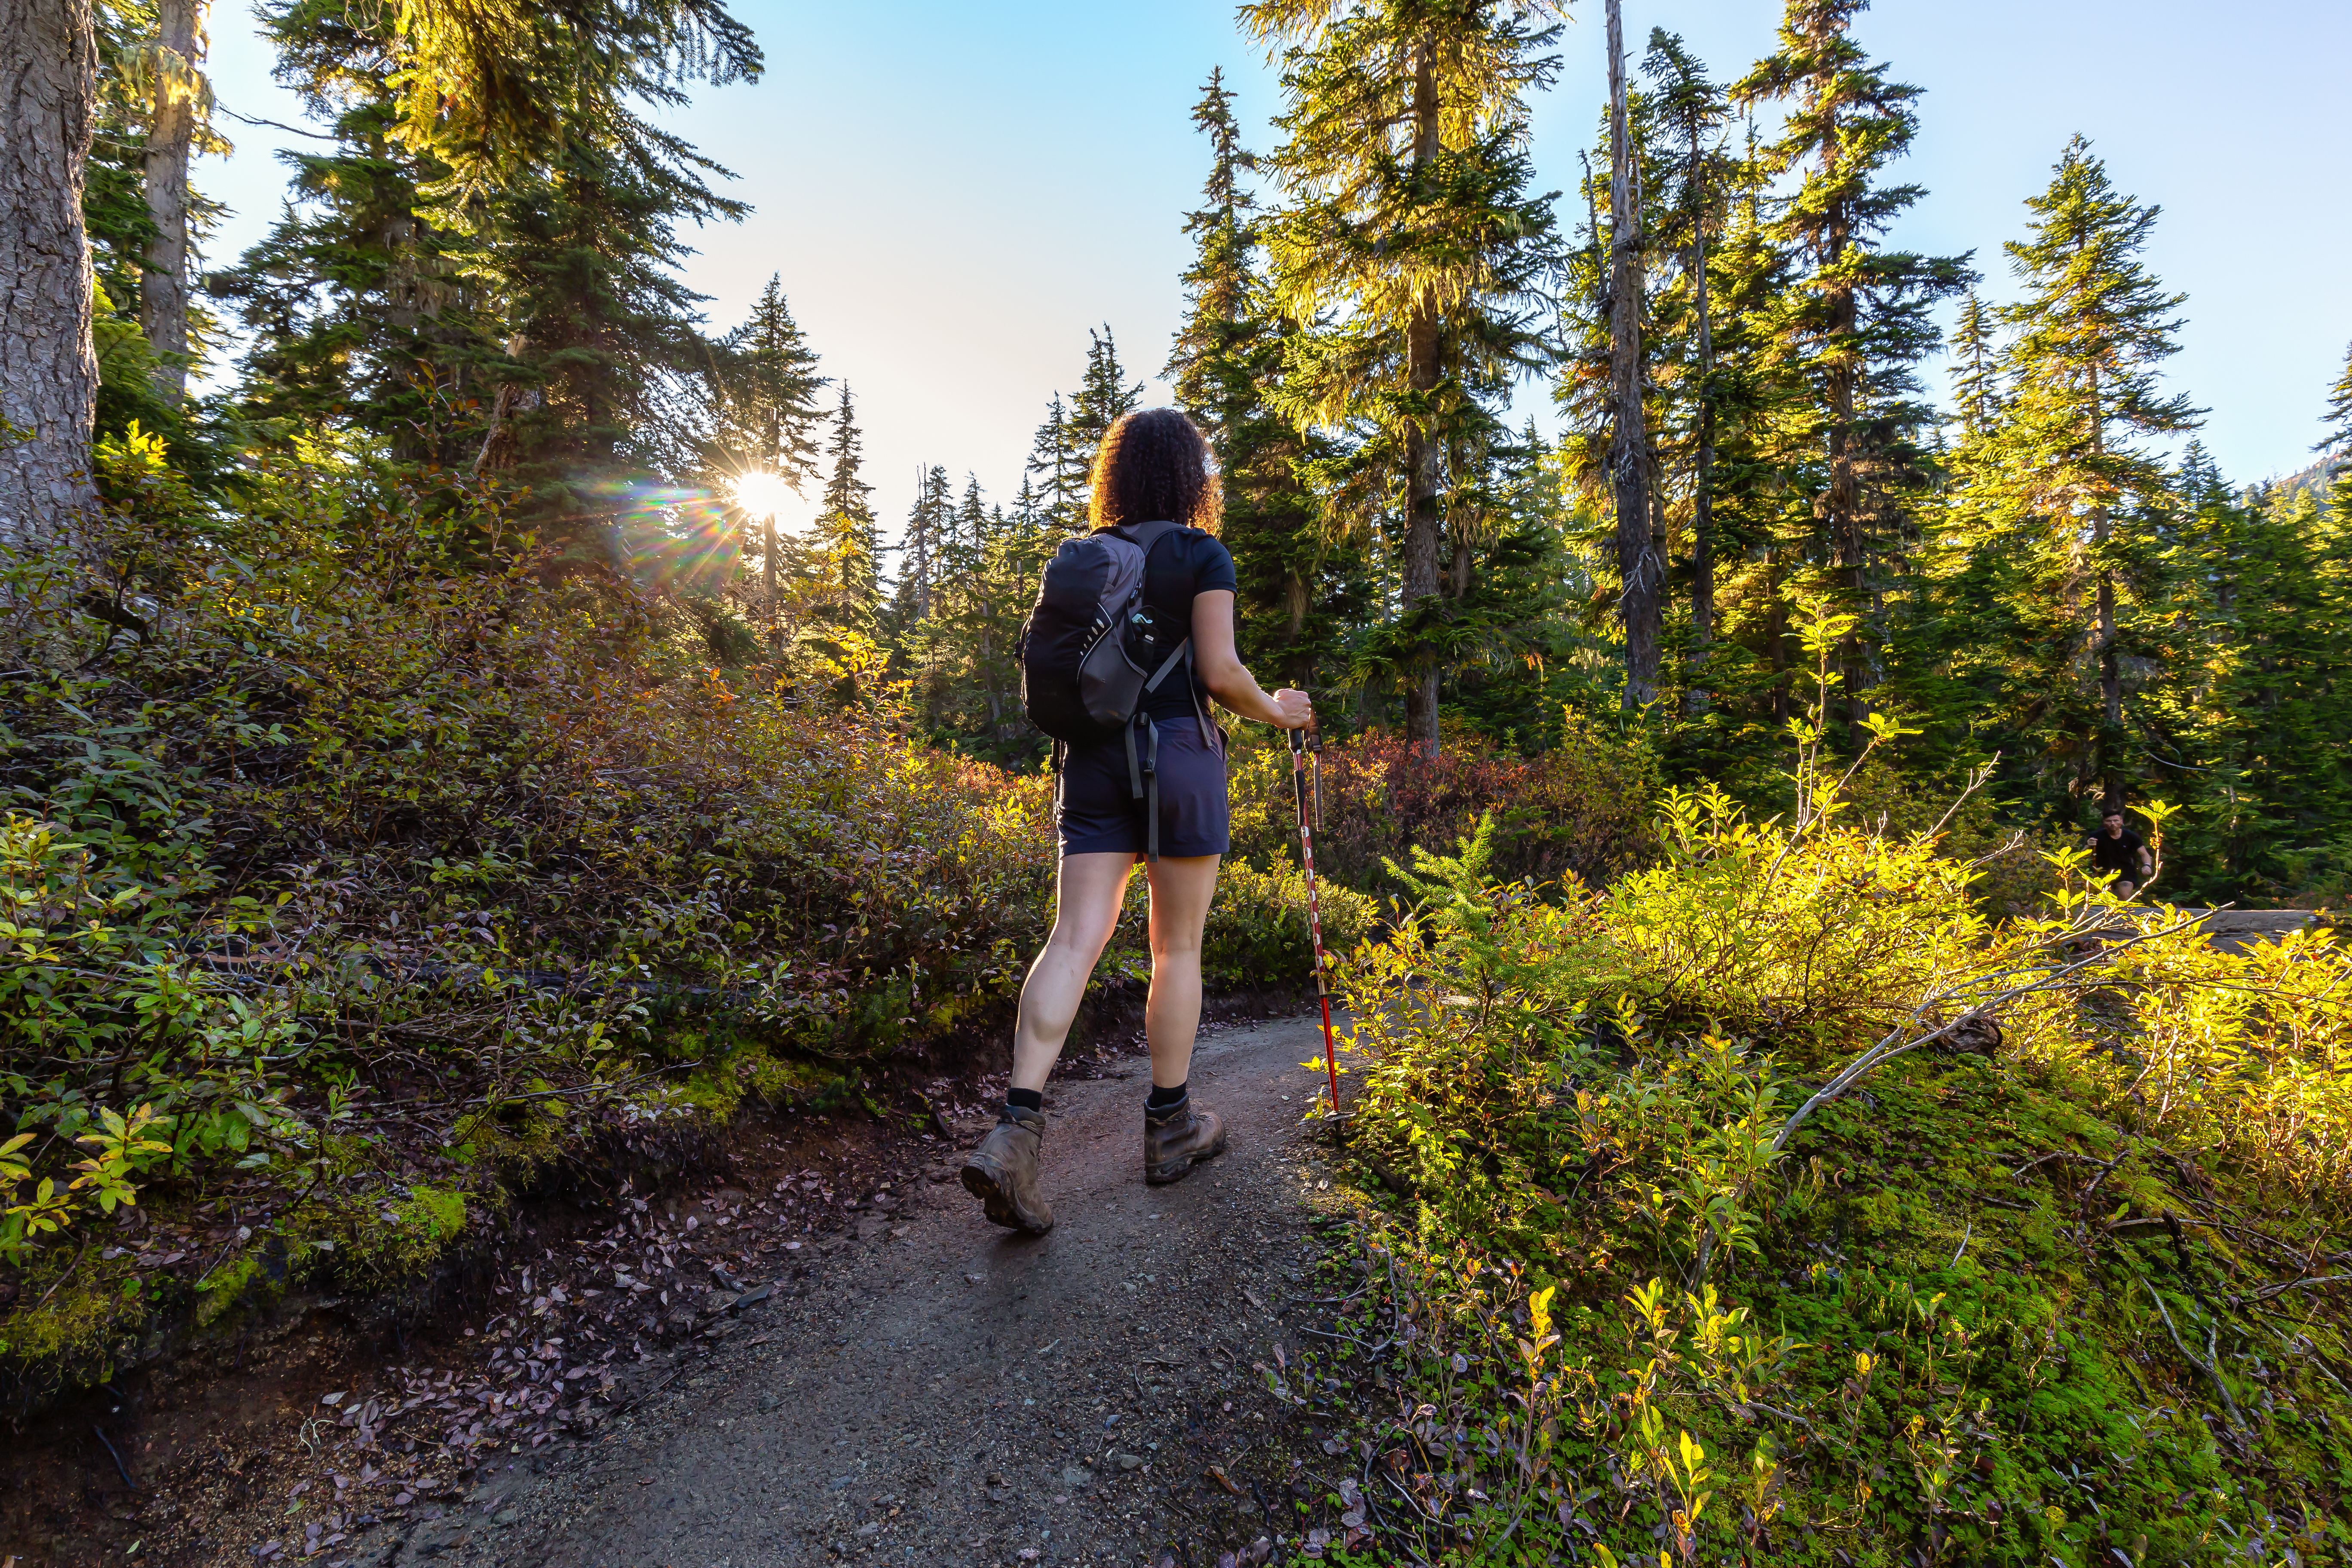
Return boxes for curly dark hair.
[1087,407,1222,534]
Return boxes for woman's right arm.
[1189,589,1311,729]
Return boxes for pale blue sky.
[199,0,2350,533]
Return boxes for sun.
[730,469,799,519]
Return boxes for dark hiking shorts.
[1057,719,1230,859]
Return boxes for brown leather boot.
[1144,1098,1227,1185]
[961,1104,1053,1233]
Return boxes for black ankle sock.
[1145,1081,1187,1111]
[1006,1087,1043,1113]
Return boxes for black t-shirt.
[2088,830,2147,874]
[1122,524,1237,722]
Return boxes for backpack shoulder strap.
[1106,519,1185,559]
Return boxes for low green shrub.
[1225,720,1660,898]
[1309,620,2352,1565]
[0,451,1376,1398]
[1203,857,1376,993]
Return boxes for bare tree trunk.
[1819,141,1868,737]
[2091,368,2121,808]
[1606,0,1658,710]
[763,410,782,647]
[1284,568,1310,687]
[140,0,204,398]
[1685,126,1716,716]
[1399,45,1444,759]
[0,0,100,559]
[1765,549,1790,726]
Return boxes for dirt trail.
[394,1014,1345,1568]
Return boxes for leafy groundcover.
[0,459,1369,1411]
[1285,777,2348,1566]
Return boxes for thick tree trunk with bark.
[1606,0,1658,709]
[1399,48,1444,759]
[140,0,203,398]
[0,0,100,558]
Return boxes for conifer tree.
[2166,475,2352,896]
[925,475,1029,747]
[1991,135,2201,808]
[478,137,747,561]
[82,0,224,460]
[892,463,952,626]
[1167,67,1359,689]
[1021,331,1141,535]
[1248,0,1567,756]
[1024,393,1082,533]
[1602,0,1660,708]
[0,0,103,552]
[1948,290,2002,439]
[2318,339,2352,517]
[809,383,879,634]
[383,0,759,207]
[1733,0,1972,730]
[1068,326,1143,515]
[713,275,826,489]
[135,0,215,395]
[214,0,493,466]
[707,276,825,630]
[1642,29,1733,703]
[1071,327,1144,447]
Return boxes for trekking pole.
[1289,722,1342,1118]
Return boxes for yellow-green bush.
[1320,792,2352,1565]
[1202,857,1376,992]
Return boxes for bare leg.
[1141,854,1222,1090]
[1009,852,1137,1093]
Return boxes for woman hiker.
[960,407,1314,1234]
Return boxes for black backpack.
[1016,520,1212,859]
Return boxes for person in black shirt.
[960,408,1312,1234]
[2085,808,2153,898]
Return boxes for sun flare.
[730,469,799,519]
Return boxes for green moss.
[0,1260,143,1383]
[1347,1033,2352,1563]
[192,1253,264,1329]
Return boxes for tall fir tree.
[84,0,224,461]
[1248,0,1567,755]
[214,0,498,469]
[134,0,213,395]
[2164,470,2352,898]
[808,382,879,637]
[1733,0,1972,732]
[2318,338,2352,518]
[225,0,760,565]
[1068,326,1143,516]
[1987,135,2202,811]
[710,275,826,489]
[1600,0,1661,707]
[1948,290,2002,439]
[1023,393,1082,533]
[1167,67,1362,690]
[706,276,825,631]
[1642,30,1734,697]
[891,462,952,627]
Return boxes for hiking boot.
[1144,1099,1227,1185]
[961,1104,1053,1234]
